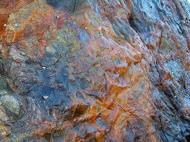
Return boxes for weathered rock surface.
[0,0,190,141]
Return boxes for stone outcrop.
[0,0,190,141]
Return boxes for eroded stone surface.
[0,0,190,141]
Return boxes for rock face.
[0,0,190,141]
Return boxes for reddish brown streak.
[0,0,34,35]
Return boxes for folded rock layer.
[0,0,190,141]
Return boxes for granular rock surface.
[0,0,190,141]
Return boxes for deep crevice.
[185,134,190,142]
[128,15,139,32]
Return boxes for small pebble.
[42,66,46,70]
[15,23,19,27]
[42,96,49,100]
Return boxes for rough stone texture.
[0,0,190,141]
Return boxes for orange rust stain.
[0,0,34,42]
[0,15,8,33]
[0,15,8,44]
[0,0,34,15]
